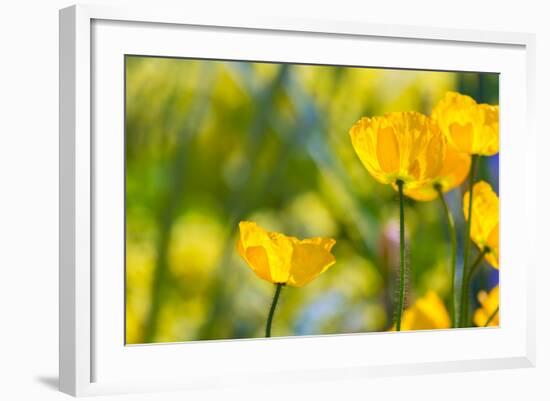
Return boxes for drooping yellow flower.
[349,111,446,191]
[474,286,499,327]
[236,221,336,287]
[404,144,471,201]
[463,181,499,268]
[397,291,451,331]
[432,91,499,156]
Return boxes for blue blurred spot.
[294,291,344,335]
[488,154,499,194]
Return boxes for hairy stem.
[436,185,458,327]
[459,155,478,327]
[396,180,406,331]
[460,248,487,327]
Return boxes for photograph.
[1,1,544,399]
[124,55,499,344]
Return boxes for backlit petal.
[237,221,336,287]
[405,145,471,201]
[349,112,446,191]
[376,126,400,175]
[237,221,293,284]
[449,122,474,153]
[463,181,499,269]
[432,92,499,156]
[476,104,499,156]
[350,117,393,185]
[287,238,336,287]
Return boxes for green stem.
[466,248,488,283]
[395,180,406,331]
[436,185,457,328]
[459,154,478,327]
[265,283,284,337]
[484,306,499,327]
[460,248,487,327]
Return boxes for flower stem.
[459,154,478,327]
[436,185,457,328]
[265,283,284,337]
[460,248,487,327]
[396,180,406,331]
[484,306,499,327]
[466,248,488,283]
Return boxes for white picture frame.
[59,3,536,397]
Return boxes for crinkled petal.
[350,117,393,185]
[376,126,400,175]
[350,112,445,191]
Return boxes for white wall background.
[0,0,547,399]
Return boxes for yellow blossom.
[236,221,336,287]
[432,91,499,156]
[405,145,471,201]
[473,286,499,327]
[463,181,499,268]
[349,111,446,191]
[397,291,451,331]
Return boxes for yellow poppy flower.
[463,181,499,268]
[397,291,451,331]
[473,286,499,327]
[404,145,471,201]
[349,111,446,191]
[432,91,499,156]
[236,221,336,287]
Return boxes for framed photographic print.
[59,4,536,396]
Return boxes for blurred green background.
[125,55,499,344]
